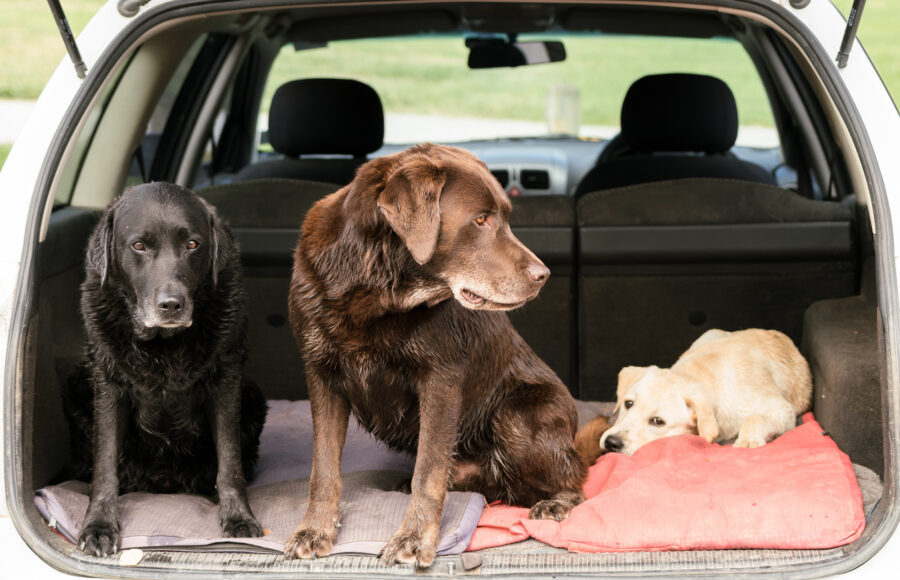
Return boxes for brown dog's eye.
[132,241,145,251]
[649,416,665,427]
[186,240,199,250]
[623,400,634,410]
[474,215,488,227]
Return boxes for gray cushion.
[577,178,852,226]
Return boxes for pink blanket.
[468,414,864,552]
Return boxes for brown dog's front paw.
[284,526,336,560]
[529,498,577,522]
[379,529,437,568]
[78,521,121,557]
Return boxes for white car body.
[2,1,899,577]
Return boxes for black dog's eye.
[649,416,665,427]
[186,240,199,250]
[132,241,146,251]
[474,214,488,227]
[623,400,634,410]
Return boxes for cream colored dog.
[599,329,812,455]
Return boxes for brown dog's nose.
[527,263,550,285]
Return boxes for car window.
[124,34,208,188]
[262,33,777,148]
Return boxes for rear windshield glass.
[264,33,776,147]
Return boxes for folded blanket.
[35,400,484,555]
[35,471,483,555]
[468,414,865,552]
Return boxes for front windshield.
[264,33,777,148]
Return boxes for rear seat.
[200,176,854,404]
[198,178,338,400]
[507,195,577,390]
[577,177,857,400]
[197,180,581,398]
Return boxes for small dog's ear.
[614,366,648,413]
[87,207,115,286]
[684,390,719,443]
[377,155,447,265]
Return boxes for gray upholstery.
[197,185,579,396]
[198,179,339,401]
[199,178,336,229]
[508,195,577,390]
[577,178,851,226]
[577,178,857,400]
[803,260,883,475]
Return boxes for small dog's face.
[600,366,714,455]
[90,184,221,338]
[377,145,549,311]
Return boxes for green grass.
[0,0,106,99]
[0,144,11,171]
[266,36,776,127]
[0,1,896,125]
[834,0,900,103]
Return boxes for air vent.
[491,169,510,188]
[521,169,550,190]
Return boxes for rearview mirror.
[467,39,566,69]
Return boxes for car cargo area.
[7,1,894,577]
[17,179,887,575]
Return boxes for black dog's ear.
[87,208,115,286]
[201,199,231,288]
[376,154,447,265]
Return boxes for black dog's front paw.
[221,511,263,538]
[392,478,412,494]
[78,521,120,557]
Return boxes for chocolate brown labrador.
[285,144,586,567]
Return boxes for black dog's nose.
[527,263,550,285]
[157,292,184,312]
[604,435,624,452]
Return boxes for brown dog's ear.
[614,366,649,413]
[684,390,719,443]
[377,155,447,265]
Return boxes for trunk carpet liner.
[35,401,876,560]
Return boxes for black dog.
[62,182,267,557]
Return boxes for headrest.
[268,78,384,157]
[620,73,738,154]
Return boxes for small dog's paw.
[284,527,336,560]
[78,521,120,557]
[222,514,263,538]
[379,530,437,567]
[734,436,766,449]
[528,498,576,522]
